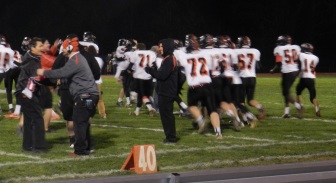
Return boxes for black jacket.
[147,38,177,98]
[15,51,41,95]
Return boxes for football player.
[128,43,156,116]
[199,34,243,131]
[271,35,303,118]
[235,36,265,121]
[295,43,320,117]
[175,34,223,139]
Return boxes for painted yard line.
[91,123,278,142]
[269,116,336,123]
[161,151,336,171]
[3,151,335,183]
[2,169,122,183]
[1,138,336,168]
[91,123,164,132]
[0,153,130,168]
[0,150,41,160]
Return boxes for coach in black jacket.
[145,38,179,143]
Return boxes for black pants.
[5,68,20,106]
[73,95,98,155]
[20,94,46,150]
[158,95,176,140]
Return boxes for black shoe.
[163,137,180,144]
[32,148,48,154]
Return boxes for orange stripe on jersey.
[275,54,282,63]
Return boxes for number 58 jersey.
[175,51,212,86]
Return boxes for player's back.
[130,50,156,80]
[274,44,300,73]
[299,52,319,78]
[177,50,212,86]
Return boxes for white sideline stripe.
[0,153,130,168]
[3,151,335,183]
[2,169,122,183]
[161,151,336,171]
[155,139,336,154]
[92,123,164,132]
[91,124,277,142]
[3,138,336,168]
[0,150,41,160]
[269,116,336,123]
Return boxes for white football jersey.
[298,52,319,79]
[200,48,222,77]
[235,48,260,77]
[173,47,186,63]
[130,50,156,80]
[116,45,126,59]
[273,44,301,73]
[176,50,212,86]
[216,48,238,77]
[0,47,14,73]
[114,51,133,78]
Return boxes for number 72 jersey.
[176,51,212,86]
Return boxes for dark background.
[1,0,335,72]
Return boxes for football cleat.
[216,132,223,140]
[282,114,291,118]
[149,109,156,117]
[116,101,124,107]
[257,108,266,120]
[316,110,321,117]
[297,105,304,119]
[198,119,207,134]
[232,119,241,131]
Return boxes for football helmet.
[0,34,6,45]
[236,36,251,48]
[21,37,32,52]
[185,34,199,53]
[118,39,128,46]
[83,31,96,42]
[300,43,314,53]
[173,39,183,49]
[276,34,292,46]
[199,34,214,48]
[215,35,235,48]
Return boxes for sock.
[180,102,188,109]
[294,102,301,109]
[214,127,221,133]
[146,104,153,111]
[9,104,13,109]
[196,116,203,125]
[226,110,234,117]
[315,106,319,112]
[256,104,262,109]
[126,97,130,104]
[14,105,21,115]
[118,98,123,102]
[285,107,290,114]
[135,107,140,113]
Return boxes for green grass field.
[0,75,335,182]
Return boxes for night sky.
[1,0,335,72]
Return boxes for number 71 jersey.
[176,51,212,86]
[130,50,157,80]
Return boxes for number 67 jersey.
[175,50,212,86]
